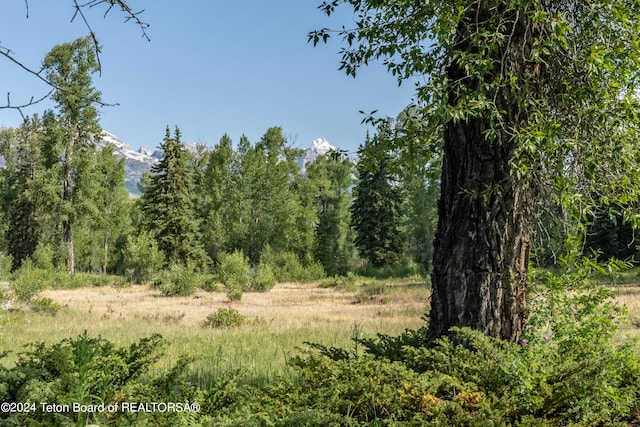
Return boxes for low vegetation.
[1,265,639,425]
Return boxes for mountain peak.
[298,138,337,172]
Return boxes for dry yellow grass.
[2,279,638,383]
[38,280,428,332]
[0,280,428,382]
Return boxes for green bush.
[11,259,48,302]
[318,273,358,291]
[357,256,423,279]
[122,232,165,284]
[153,263,199,296]
[203,308,246,328]
[200,274,220,292]
[260,246,325,282]
[218,251,250,301]
[0,332,208,426]
[29,296,61,314]
[278,262,640,426]
[354,281,390,303]
[249,262,277,292]
[31,242,56,270]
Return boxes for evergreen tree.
[141,127,209,269]
[307,151,354,276]
[350,130,404,268]
[0,119,46,269]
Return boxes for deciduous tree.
[312,0,640,341]
[42,36,103,275]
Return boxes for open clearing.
[1,280,428,382]
[39,280,428,331]
[2,279,639,383]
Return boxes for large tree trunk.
[428,7,538,343]
[428,117,533,342]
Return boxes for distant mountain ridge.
[95,132,339,196]
[94,132,162,195]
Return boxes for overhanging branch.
[1,0,146,112]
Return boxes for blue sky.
[0,1,417,154]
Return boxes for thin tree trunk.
[63,141,75,275]
[102,233,110,275]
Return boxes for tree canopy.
[312,0,640,341]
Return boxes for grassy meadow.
[2,271,640,387]
[0,277,429,386]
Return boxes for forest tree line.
[0,111,441,280]
[0,36,635,283]
[1,114,634,281]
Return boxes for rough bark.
[428,7,539,342]
[428,117,533,342]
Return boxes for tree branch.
[1,1,146,112]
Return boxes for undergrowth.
[2,261,639,426]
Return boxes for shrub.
[11,259,48,302]
[31,242,56,270]
[0,332,208,426]
[259,246,325,282]
[354,281,390,304]
[249,262,276,292]
[29,297,61,315]
[218,251,250,301]
[122,232,165,284]
[318,273,357,291]
[153,263,199,297]
[283,261,640,426]
[357,256,422,279]
[203,308,246,328]
[200,274,220,292]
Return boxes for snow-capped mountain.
[95,132,341,196]
[94,131,162,195]
[298,137,337,172]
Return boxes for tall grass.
[0,279,427,385]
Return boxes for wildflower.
[521,338,528,345]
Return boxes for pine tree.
[350,130,404,268]
[307,151,354,276]
[141,127,209,269]
[0,118,47,269]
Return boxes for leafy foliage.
[249,261,277,292]
[259,246,325,282]
[203,308,247,329]
[122,232,165,284]
[152,262,201,297]
[218,250,250,301]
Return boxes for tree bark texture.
[63,142,75,275]
[428,7,540,342]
